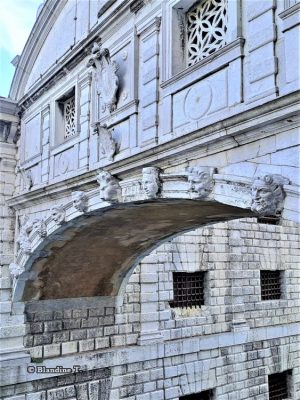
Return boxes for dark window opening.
[180,389,214,399]
[260,270,282,300]
[268,370,292,400]
[170,271,205,308]
[257,216,280,225]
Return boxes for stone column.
[0,101,30,383]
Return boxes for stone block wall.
[1,367,111,400]
[109,335,300,400]
[24,275,141,360]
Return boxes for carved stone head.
[142,167,161,199]
[51,205,66,225]
[9,263,25,278]
[187,166,215,198]
[72,191,88,213]
[251,174,288,216]
[31,218,47,238]
[97,170,121,202]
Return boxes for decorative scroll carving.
[97,170,121,203]
[187,166,216,198]
[31,218,47,238]
[51,205,66,225]
[142,167,161,199]
[87,41,119,113]
[251,174,289,216]
[72,191,88,213]
[9,263,24,278]
[17,216,47,255]
[187,0,227,66]
[94,123,117,161]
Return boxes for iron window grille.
[260,270,282,300]
[170,271,205,308]
[186,0,228,67]
[180,389,214,399]
[268,370,291,400]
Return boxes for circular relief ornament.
[184,82,212,120]
[58,152,70,175]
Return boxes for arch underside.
[20,199,254,301]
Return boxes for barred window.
[64,96,76,139]
[260,270,282,300]
[186,0,228,67]
[180,389,214,399]
[170,271,206,308]
[268,370,292,400]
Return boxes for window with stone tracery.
[186,0,228,67]
[63,96,76,139]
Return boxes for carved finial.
[142,167,161,199]
[96,170,121,203]
[94,123,117,161]
[251,174,289,216]
[187,166,216,199]
[72,191,88,213]
[9,263,25,278]
[51,205,66,225]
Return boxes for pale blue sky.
[0,0,42,97]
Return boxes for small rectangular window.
[186,0,228,67]
[55,87,77,144]
[268,370,291,400]
[180,389,214,399]
[260,270,282,300]
[170,271,205,308]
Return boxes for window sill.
[50,135,80,155]
[160,38,245,97]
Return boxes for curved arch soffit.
[14,199,254,302]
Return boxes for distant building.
[0,0,299,399]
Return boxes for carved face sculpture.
[142,167,160,199]
[251,175,285,215]
[97,171,120,202]
[187,167,214,198]
[72,191,88,212]
[31,218,47,238]
[51,206,66,225]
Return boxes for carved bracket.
[94,123,117,161]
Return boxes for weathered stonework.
[1,0,299,399]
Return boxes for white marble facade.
[0,0,299,399]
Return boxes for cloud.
[0,0,42,57]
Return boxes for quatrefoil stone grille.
[186,0,228,67]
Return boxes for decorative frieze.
[251,174,289,216]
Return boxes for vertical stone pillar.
[228,221,249,331]
[41,106,50,183]
[137,253,163,345]
[78,73,92,172]
[0,141,29,367]
[138,17,161,148]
